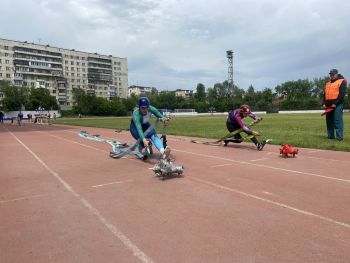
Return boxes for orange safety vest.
[324,79,344,100]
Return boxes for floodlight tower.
[226,50,233,87]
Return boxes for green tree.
[194,83,206,101]
[26,88,58,110]
[0,81,29,111]
[110,97,127,116]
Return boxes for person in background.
[225,104,266,150]
[130,97,171,160]
[27,113,32,122]
[17,111,23,126]
[323,69,347,141]
[0,111,4,123]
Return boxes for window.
[6,74,10,78]
[71,61,74,65]
[4,46,9,50]
[5,53,8,57]
[5,60,9,64]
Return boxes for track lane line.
[189,176,350,229]
[0,194,46,204]
[174,149,350,183]
[5,128,154,263]
[92,179,134,188]
[38,129,350,229]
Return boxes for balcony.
[14,48,62,59]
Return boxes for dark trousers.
[326,103,343,140]
[226,122,258,145]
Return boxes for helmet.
[138,97,150,108]
[240,104,250,114]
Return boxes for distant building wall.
[0,38,128,110]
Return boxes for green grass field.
[54,113,350,152]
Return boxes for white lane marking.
[190,177,350,229]
[210,164,233,168]
[250,158,268,162]
[307,150,323,154]
[42,132,109,154]
[174,149,350,183]
[33,129,350,230]
[0,194,46,204]
[92,180,134,188]
[7,129,154,263]
[171,136,350,164]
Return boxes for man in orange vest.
[323,69,347,141]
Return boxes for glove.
[162,117,170,126]
[252,130,261,136]
[255,117,263,123]
[142,138,148,148]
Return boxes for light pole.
[226,50,233,88]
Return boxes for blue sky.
[1,0,350,91]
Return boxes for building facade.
[0,38,128,110]
[175,89,193,98]
[128,85,154,97]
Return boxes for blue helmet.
[138,97,150,108]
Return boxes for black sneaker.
[224,140,229,147]
[257,140,267,151]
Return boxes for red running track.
[1,122,350,263]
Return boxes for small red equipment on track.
[280,144,299,158]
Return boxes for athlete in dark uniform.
[225,104,266,150]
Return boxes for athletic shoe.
[257,140,267,151]
[224,140,229,147]
[162,147,171,160]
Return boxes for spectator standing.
[0,111,4,123]
[323,69,347,141]
[17,112,23,126]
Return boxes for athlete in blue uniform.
[130,97,171,159]
[225,104,266,150]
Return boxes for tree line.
[1,76,349,116]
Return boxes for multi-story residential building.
[0,38,128,110]
[128,85,154,97]
[175,89,193,98]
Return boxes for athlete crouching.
[225,104,266,150]
[130,97,171,160]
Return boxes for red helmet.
[240,104,250,114]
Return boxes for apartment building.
[175,89,193,98]
[128,85,154,97]
[0,38,128,110]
